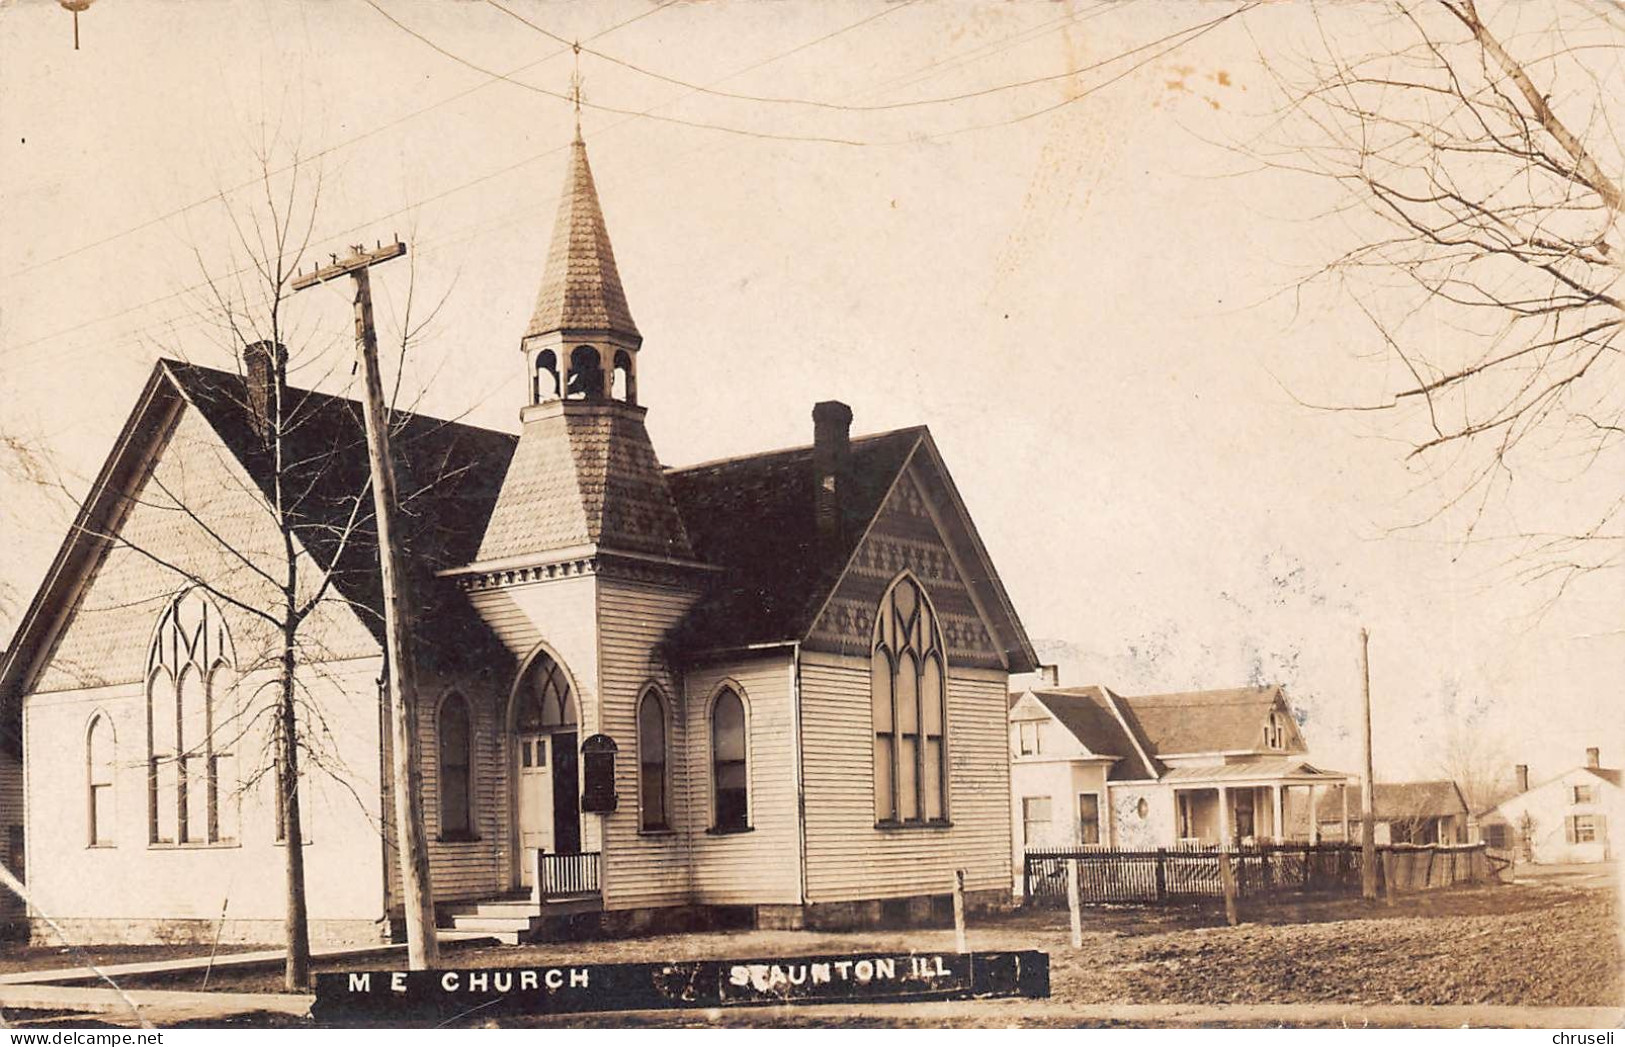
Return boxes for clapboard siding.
[0,750,22,917]
[678,654,801,906]
[596,576,702,911]
[801,652,1012,901]
[27,657,387,928]
[416,671,509,902]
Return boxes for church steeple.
[523,131,641,406]
[470,129,692,569]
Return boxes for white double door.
[516,730,580,889]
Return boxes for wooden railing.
[531,850,601,903]
[1023,842,1488,906]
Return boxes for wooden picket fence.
[1023,841,1489,907]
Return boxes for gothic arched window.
[87,714,115,847]
[147,590,236,846]
[710,687,748,832]
[637,688,668,831]
[872,574,948,826]
[438,693,474,839]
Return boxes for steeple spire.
[524,128,640,349]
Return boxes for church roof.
[526,136,639,343]
[474,404,692,565]
[665,429,925,653]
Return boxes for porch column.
[1272,783,1285,843]
[1308,784,1320,845]
[1217,785,1232,848]
[1340,782,1351,842]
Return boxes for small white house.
[1480,749,1620,864]
[1008,683,1350,892]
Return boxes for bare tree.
[30,147,458,989]
[1248,0,1623,600]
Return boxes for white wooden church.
[0,131,1036,944]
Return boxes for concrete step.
[446,899,542,919]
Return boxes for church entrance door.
[510,647,583,891]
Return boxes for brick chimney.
[1586,747,1601,769]
[1039,664,1060,687]
[1514,764,1529,793]
[244,340,286,439]
[813,400,853,548]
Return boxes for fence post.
[1155,848,1168,901]
[1304,845,1313,893]
[952,869,968,954]
[1217,847,1240,926]
[1066,859,1083,949]
[1380,848,1395,906]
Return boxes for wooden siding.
[678,653,802,907]
[595,575,701,911]
[415,670,511,902]
[25,659,386,927]
[800,652,1012,901]
[0,750,21,917]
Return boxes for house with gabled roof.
[1009,682,1349,890]
[0,128,1035,945]
[1313,780,1469,846]
[1479,749,1621,863]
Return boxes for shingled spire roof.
[525,134,640,343]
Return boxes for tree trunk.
[279,635,312,991]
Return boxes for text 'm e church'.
[0,129,1036,944]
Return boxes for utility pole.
[1360,627,1377,902]
[293,241,439,969]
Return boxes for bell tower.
[467,128,692,571]
[521,127,641,409]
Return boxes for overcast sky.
[1,0,1618,785]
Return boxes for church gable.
[34,398,376,695]
[806,461,1003,669]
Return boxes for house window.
[638,689,669,831]
[1572,784,1598,805]
[87,714,115,847]
[438,693,474,839]
[1016,721,1041,757]
[711,687,748,832]
[1567,815,1599,844]
[1078,793,1101,845]
[1483,823,1509,849]
[1021,796,1052,849]
[1264,711,1286,749]
[146,591,236,846]
[871,575,948,826]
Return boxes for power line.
[360,0,876,147]
[0,0,680,285]
[487,0,1193,115]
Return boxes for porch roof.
[1159,759,1351,786]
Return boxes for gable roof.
[1025,687,1158,781]
[0,360,519,716]
[665,428,1034,670]
[526,135,639,343]
[1316,781,1468,822]
[1584,766,1623,787]
[662,427,920,652]
[1114,685,1296,757]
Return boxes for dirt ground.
[104,879,1620,1022]
[0,942,259,976]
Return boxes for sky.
[0,0,1619,787]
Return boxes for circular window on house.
[1136,797,1149,819]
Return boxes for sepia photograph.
[0,0,1619,1033]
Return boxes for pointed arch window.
[637,688,669,832]
[438,693,475,840]
[87,715,115,847]
[872,575,948,827]
[710,687,749,833]
[146,591,237,846]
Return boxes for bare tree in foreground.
[1248,0,1623,602]
[33,147,454,989]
